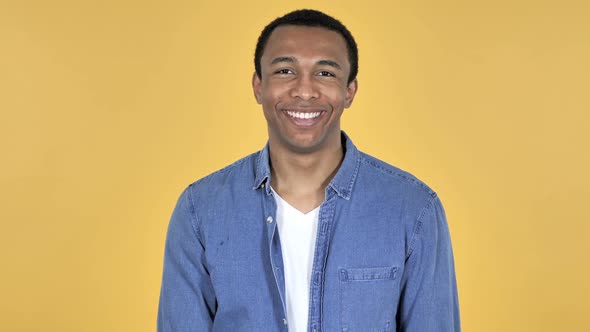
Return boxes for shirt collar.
[253,131,361,200]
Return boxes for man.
[158,9,460,332]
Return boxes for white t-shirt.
[271,187,320,332]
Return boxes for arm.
[157,186,216,331]
[397,194,460,332]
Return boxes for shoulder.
[355,150,446,255]
[359,151,437,196]
[185,151,259,199]
[355,151,440,224]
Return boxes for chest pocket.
[339,266,399,332]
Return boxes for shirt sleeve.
[397,194,461,332]
[157,186,216,331]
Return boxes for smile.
[285,111,322,119]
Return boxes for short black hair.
[254,9,358,84]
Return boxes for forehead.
[262,25,349,66]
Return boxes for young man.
[158,9,460,332]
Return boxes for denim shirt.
[158,132,460,332]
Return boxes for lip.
[281,109,326,128]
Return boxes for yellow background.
[1,0,589,331]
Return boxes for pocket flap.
[340,266,398,281]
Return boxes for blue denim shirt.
[158,132,460,331]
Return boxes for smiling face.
[253,25,358,155]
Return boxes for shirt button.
[282,318,287,325]
[267,216,273,223]
[261,183,265,188]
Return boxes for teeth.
[286,111,321,119]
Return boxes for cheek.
[260,93,282,113]
[324,89,348,107]
[262,91,287,108]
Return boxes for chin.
[286,138,325,154]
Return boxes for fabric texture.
[157,132,461,332]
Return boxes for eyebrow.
[317,59,341,70]
[270,56,297,65]
[270,56,342,70]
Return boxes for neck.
[269,138,344,200]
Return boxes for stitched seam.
[256,147,266,179]
[185,184,205,246]
[192,152,255,188]
[359,155,434,196]
[344,152,361,198]
[406,194,437,259]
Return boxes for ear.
[252,72,262,104]
[344,78,358,108]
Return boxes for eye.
[274,68,294,75]
[318,71,335,77]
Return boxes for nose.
[289,74,319,100]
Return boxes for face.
[252,25,358,154]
